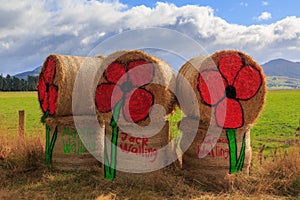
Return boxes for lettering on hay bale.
[105,122,169,172]
[119,132,158,162]
[45,116,103,170]
[180,118,252,184]
[177,50,266,185]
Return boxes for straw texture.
[95,50,176,126]
[38,54,105,116]
[176,50,266,127]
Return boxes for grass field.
[1,91,300,199]
[0,92,44,137]
[251,90,300,153]
[1,90,300,152]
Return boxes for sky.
[122,0,299,25]
[0,0,300,75]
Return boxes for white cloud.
[240,2,248,7]
[262,1,269,6]
[256,12,272,21]
[0,0,300,74]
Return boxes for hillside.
[262,58,300,79]
[266,76,300,90]
[13,66,41,80]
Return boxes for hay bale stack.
[38,54,105,117]
[94,50,176,178]
[46,116,103,170]
[177,50,266,185]
[38,54,105,170]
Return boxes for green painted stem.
[226,129,246,174]
[42,110,57,165]
[49,127,58,163]
[41,110,49,123]
[104,100,123,180]
[236,133,246,171]
[45,125,58,165]
[45,124,51,165]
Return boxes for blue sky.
[121,0,300,25]
[1,0,300,75]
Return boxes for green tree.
[0,74,3,90]
[12,76,22,91]
[2,76,7,91]
[21,79,28,91]
[5,75,12,91]
[27,76,38,91]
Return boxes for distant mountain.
[13,66,41,80]
[11,58,300,89]
[262,59,300,79]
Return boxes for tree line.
[0,74,38,91]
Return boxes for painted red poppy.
[95,60,154,123]
[198,53,262,129]
[38,57,58,115]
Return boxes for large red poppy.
[95,60,154,123]
[38,57,58,115]
[198,53,262,129]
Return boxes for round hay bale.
[95,50,176,126]
[94,50,175,179]
[180,117,252,186]
[176,50,266,127]
[104,121,169,173]
[45,116,103,170]
[177,50,266,187]
[38,54,105,117]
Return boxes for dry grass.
[0,132,300,199]
[0,132,45,170]
[230,145,300,197]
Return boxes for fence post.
[19,110,25,137]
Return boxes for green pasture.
[0,92,44,137]
[251,90,300,152]
[0,91,300,154]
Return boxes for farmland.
[251,90,300,153]
[0,91,300,199]
[0,92,44,137]
[1,91,299,151]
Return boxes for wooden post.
[19,110,25,137]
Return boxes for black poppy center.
[225,86,236,99]
[121,81,134,93]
